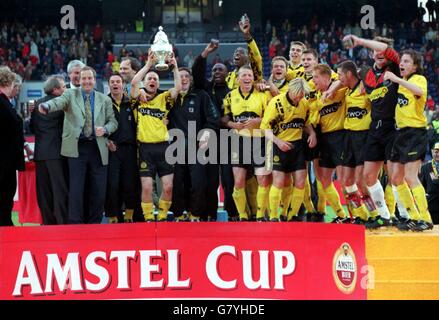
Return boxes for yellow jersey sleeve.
[223,92,232,116]
[260,99,277,130]
[395,74,428,129]
[248,38,263,82]
[226,71,238,90]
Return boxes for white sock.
[392,185,409,219]
[345,184,359,194]
[367,181,390,219]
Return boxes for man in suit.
[66,60,85,89]
[0,67,32,226]
[39,66,118,224]
[30,75,69,225]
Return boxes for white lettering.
[242,250,270,289]
[206,245,237,289]
[85,251,110,292]
[273,251,295,290]
[109,251,136,290]
[13,251,43,296]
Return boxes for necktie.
[84,94,93,138]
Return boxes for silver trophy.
[151,26,173,71]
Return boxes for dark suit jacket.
[30,95,65,161]
[0,93,24,171]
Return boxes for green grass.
[11,212,40,227]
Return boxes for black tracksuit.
[30,94,69,225]
[420,160,439,224]
[168,85,220,220]
[191,54,238,218]
[105,94,141,220]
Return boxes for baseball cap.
[434,143,439,150]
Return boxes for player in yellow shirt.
[131,52,181,222]
[222,65,271,221]
[261,78,317,221]
[336,60,374,224]
[226,15,263,90]
[300,49,339,222]
[313,64,349,222]
[385,49,434,231]
[265,56,290,101]
[286,41,306,81]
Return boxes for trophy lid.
[154,26,170,45]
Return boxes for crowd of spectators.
[1,18,438,106]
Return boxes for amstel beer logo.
[332,243,357,294]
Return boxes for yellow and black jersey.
[136,90,175,143]
[223,87,268,137]
[344,81,372,131]
[303,70,338,101]
[286,64,305,82]
[265,79,289,102]
[316,87,347,134]
[226,38,263,90]
[261,92,310,142]
[303,71,339,127]
[395,74,428,129]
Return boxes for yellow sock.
[396,184,421,221]
[384,184,396,218]
[245,177,258,217]
[158,199,172,221]
[142,202,154,221]
[280,184,293,219]
[124,209,134,222]
[256,186,271,220]
[109,216,119,224]
[303,176,316,213]
[269,186,283,220]
[411,185,433,223]
[233,187,248,220]
[351,205,369,221]
[324,183,346,218]
[288,187,305,220]
[316,179,327,213]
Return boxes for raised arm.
[343,34,399,65]
[240,16,263,82]
[131,51,155,99]
[383,72,425,97]
[193,41,219,90]
[168,57,182,100]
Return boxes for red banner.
[0,223,367,300]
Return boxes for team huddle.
[33,15,434,232]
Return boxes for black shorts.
[139,142,174,178]
[390,127,427,164]
[342,130,369,168]
[319,130,345,169]
[231,136,268,170]
[304,126,321,161]
[363,119,397,162]
[272,140,306,173]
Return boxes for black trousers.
[68,140,107,224]
[171,162,207,219]
[0,165,16,226]
[35,159,69,225]
[105,144,140,218]
[431,210,439,225]
[205,163,219,219]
